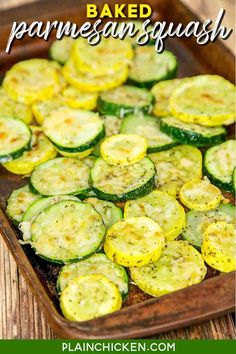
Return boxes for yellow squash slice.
[72,37,133,75]
[0,88,32,124]
[130,240,207,297]
[179,179,222,211]
[3,126,57,175]
[104,216,165,267]
[151,78,189,117]
[170,75,236,126]
[124,190,186,241]
[61,86,98,110]
[100,134,147,166]
[62,59,128,93]
[202,221,236,273]
[3,59,63,105]
[60,274,122,321]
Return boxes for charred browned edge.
[0,0,235,339]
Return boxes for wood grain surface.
[0,0,235,340]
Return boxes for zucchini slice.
[85,198,122,229]
[100,134,147,166]
[43,107,105,153]
[0,117,31,163]
[120,114,178,153]
[61,86,98,110]
[31,200,106,263]
[97,85,154,117]
[20,195,80,240]
[63,59,128,93]
[179,179,222,211]
[130,240,207,297]
[151,78,189,117]
[6,185,40,225]
[128,47,177,89]
[57,253,128,297]
[72,37,133,76]
[30,157,90,196]
[56,147,94,159]
[104,216,165,267]
[170,75,236,126]
[2,126,57,175]
[3,59,62,105]
[49,37,74,65]
[124,190,186,241]
[0,88,32,124]
[160,117,227,147]
[181,203,235,248]
[91,157,156,202]
[233,168,236,194]
[204,140,236,192]
[149,145,202,198]
[32,97,68,125]
[60,274,122,322]
[202,221,236,273]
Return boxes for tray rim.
[0,0,235,339]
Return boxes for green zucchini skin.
[29,180,92,198]
[0,144,31,163]
[160,119,227,147]
[233,168,236,194]
[97,97,154,117]
[204,140,236,192]
[97,86,154,118]
[49,128,105,153]
[147,142,179,154]
[203,167,233,192]
[127,66,178,90]
[92,175,155,202]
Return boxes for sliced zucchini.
[31,200,106,263]
[0,88,32,124]
[72,37,133,76]
[204,140,236,192]
[85,198,122,229]
[63,59,128,93]
[149,145,202,198]
[202,221,236,272]
[20,195,80,240]
[6,185,40,225]
[30,157,90,196]
[128,47,177,89]
[104,216,165,267]
[170,75,236,126]
[179,179,222,211]
[82,155,96,168]
[100,134,147,166]
[91,157,155,202]
[181,203,235,248]
[233,168,236,194]
[32,97,68,125]
[0,117,31,163]
[151,78,189,117]
[3,59,62,105]
[60,274,122,321]
[43,107,105,153]
[160,117,227,147]
[120,114,178,153]
[98,85,154,118]
[57,253,128,297]
[130,240,207,297]
[49,37,74,65]
[2,126,57,175]
[124,190,185,241]
[61,86,98,110]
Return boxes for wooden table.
[0,0,235,339]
